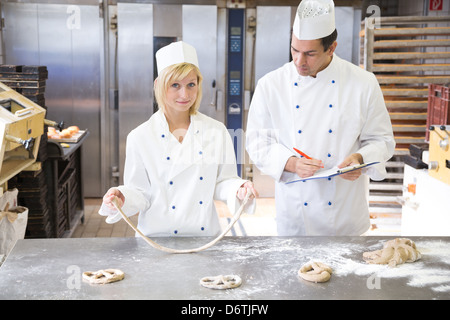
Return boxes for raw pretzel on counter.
[200,274,242,289]
[298,261,332,283]
[363,238,421,267]
[82,269,124,284]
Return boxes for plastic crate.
[426,84,450,141]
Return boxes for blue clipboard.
[286,161,379,184]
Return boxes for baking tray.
[48,129,87,143]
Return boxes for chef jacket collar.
[293,53,338,84]
[156,109,199,134]
[155,110,204,179]
[156,109,169,131]
[156,109,204,151]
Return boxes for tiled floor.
[72,197,278,238]
[71,198,138,238]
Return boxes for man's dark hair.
[321,29,338,51]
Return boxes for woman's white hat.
[155,41,199,74]
[293,0,336,40]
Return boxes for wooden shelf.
[361,15,450,218]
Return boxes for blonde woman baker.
[99,41,257,237]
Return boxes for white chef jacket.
[246,54,395,236]
[99,110,254,237]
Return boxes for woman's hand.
[102,188,125,210]
[237,181,259,201]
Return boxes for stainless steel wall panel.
[2,3,103,196]
[254,6,291,83]
[252,6,291,197]
[154,4,182,37]
[216,7,227,118]
[334,6,355,64]
[2,3,40,64]
[99,4,117,193]
[182,5,218,121]
[117,3,153,184]
[41,4,101,197]
[66,5,102,196]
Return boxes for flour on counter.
[318,240,450,292]
[218,238,450,293]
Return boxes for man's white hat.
[293,0,336,40]
[155,41,199,75]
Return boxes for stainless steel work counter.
[0,236,449,300]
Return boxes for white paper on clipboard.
[285,162,379,184]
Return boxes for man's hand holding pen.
[285,148,324,178]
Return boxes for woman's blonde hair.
[154,63,203,115]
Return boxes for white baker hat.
[155,41,199,75]
[293,0,336,40]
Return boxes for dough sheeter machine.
[0,81,62,193]
[401,125,450,236]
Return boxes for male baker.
[246,0,395,236]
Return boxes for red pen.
[293,148,324,168]
[293,147,312,159]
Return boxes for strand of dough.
[363,238,421,268]
[200,275,242,290]
[111,192,251,254]
[298,261,332,283]
[82,269,125,284]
